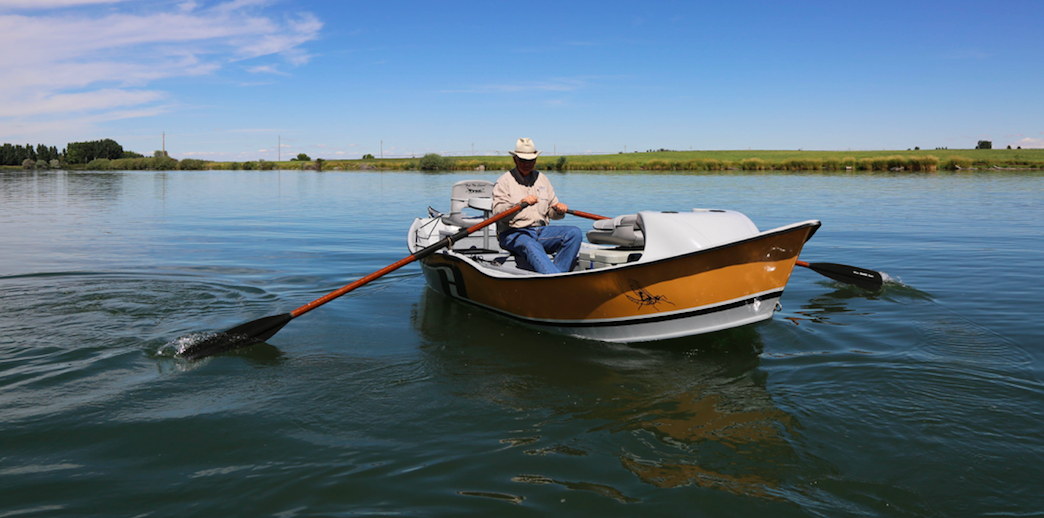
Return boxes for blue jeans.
[499,226,582,274]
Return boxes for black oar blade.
[177,313,293,361]
[806,262,884,291]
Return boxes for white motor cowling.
[637,209,761,262]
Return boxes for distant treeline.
[0,143,63,166]
[66,139,127,164]
[1,138,150,168]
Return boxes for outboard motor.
[443,180,495,227]
[442,180,496,250]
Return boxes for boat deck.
[442,245,619,277]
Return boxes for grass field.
[212,148,1044,173]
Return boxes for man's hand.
[521,195,538,206]
[552,202,568,213]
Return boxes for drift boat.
[178,179,887,361]
[407,180,822,343]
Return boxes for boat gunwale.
[417,218,822,281]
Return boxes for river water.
[1,169,1042,516]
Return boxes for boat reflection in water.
[412,288,807,502]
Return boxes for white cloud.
[0,0,130,9]
[1013,137,1044,149]
[0,89,165,117]
[0,104,170,142]
[0,0,321,140]
[235,13,321,63]
[247,65,288,75]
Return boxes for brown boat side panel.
[423,225,814,321]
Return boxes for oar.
[794,260,883,291]
[566,208,884,291]
[565,209,609,221]
[176,203,528,360]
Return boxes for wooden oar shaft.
[290,255,418,318]
[567,209,609,220]
[289,203,525,319]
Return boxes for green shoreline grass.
[5,149,1042,172]
[212,149,1044,172]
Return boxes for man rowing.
[492,138,582,274]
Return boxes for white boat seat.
[586,214,645,248]
[467,197,493,211]
[443,180,495,227]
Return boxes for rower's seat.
[443,180,495,227]
[586,214,645,248]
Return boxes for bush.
[362,153,375,160]
[645,159,671,171]
[258,159,275,171]
[740,158,767,170]
[691,159,724,171]
[294,153,311,161]
[418,153,452,171]
[179,159,206,170]
[228,162,241,170]
[86,158,113,170]
[911,155,939,172]
[151,156,178,170]
[554,156,568,172]
[22,158,36,169]
[242,161,256,170]
[869,157,890,171]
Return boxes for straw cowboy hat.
[508,138,542,160]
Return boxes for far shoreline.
[4,148,1043,173]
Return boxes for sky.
[1,0,1042,160]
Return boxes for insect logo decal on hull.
[626,279,674,311]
